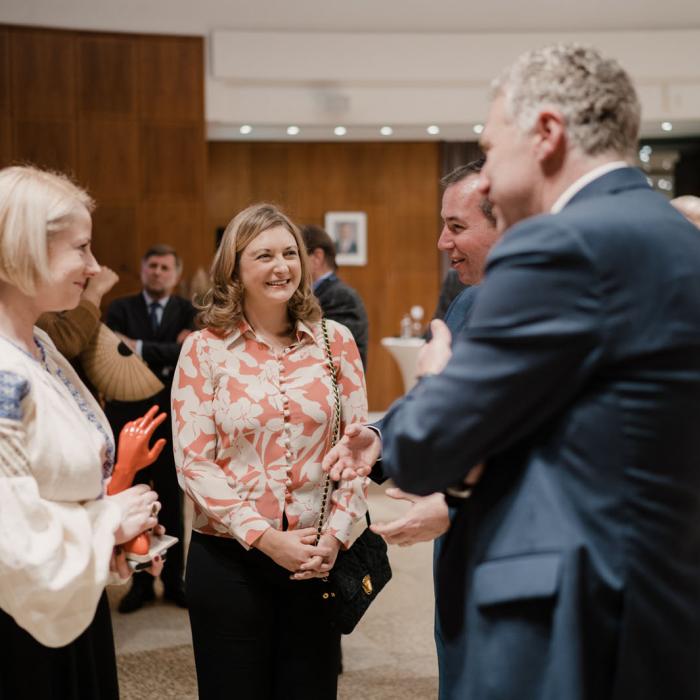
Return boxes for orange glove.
[107,405,167,496]
[107,406,167,555]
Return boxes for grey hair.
[492,43,641,159]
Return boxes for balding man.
[326,44,700,699]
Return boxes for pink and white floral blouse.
[172,317,368,549]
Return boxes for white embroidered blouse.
[0,329,121,647]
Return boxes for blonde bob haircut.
[0,165,95,296]
[198,203,321,334]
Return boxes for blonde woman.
[172,203,368,699]
[0,166,162,699]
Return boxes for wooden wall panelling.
[10,29,76,120]
[136,202,209,286]
[2,25,207,309]
[206,141,253,238]
[0,29,8,116]
[0,29,11,167]
[77,35,137,118]
[77,119,139,202]
[140,124,204,199]
[138,36,203,122]
[135,34,207,292]
[91,205,140,304]
[13,119,77,174]
[0,118,10,167]
[206,140,441,410]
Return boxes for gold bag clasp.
[362,574,373,596]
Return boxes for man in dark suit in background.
[325,43,700,699]
[106,244,196,613]
[302,224,369,368]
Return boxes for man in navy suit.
[302,224,369,368]
[106,244,196,612]
[325,43,700,699]
[366,160,498,699]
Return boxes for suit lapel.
[134,294,152,338]
[156,297,177,339]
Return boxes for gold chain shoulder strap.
[316,318,341,543]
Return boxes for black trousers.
[0,591,119,700]
[186,532,341,700]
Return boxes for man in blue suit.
[325,43,700,699]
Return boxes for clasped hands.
[255,527,341,581]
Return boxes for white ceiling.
[2,0,700,36]
[3,1,700,141]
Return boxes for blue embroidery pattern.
[0,371,29,421]
[34,338,115,482]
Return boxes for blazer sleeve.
[321,287,368,359]
[105,297,129,335]
[35,300,101,359]
[379,219,605,495]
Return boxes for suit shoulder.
[108,293,142,308]
[322,277,366,309]
[490,214,593,263]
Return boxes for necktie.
[148,301,161,333]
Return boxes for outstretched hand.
[417,319,453,378]
[107,406,167,495]
[322,423,381,481]
[371,489,450,546]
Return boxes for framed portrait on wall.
[324,211,367,266]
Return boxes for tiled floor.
[110,478,439,699]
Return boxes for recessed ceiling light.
[473,123,484,135]
[380,126,393,136]
[287,125,300,135]
[427,125,440,135]
[334,126,347,136]
[239,124,253,135]
[661,121,673,132]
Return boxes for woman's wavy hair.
[198,203,321,333]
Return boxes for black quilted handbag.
[317,319,392,634]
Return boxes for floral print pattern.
[172,318,368,548]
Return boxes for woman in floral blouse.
[172,203,368,699]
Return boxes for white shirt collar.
[550,161,629,214]
[313,271,334,291]
[142,291,170,308]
